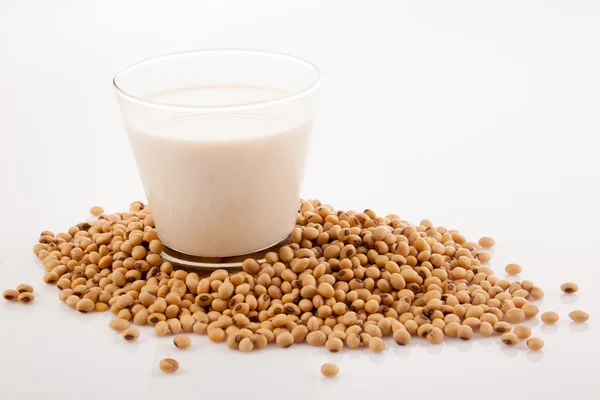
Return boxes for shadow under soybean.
[569,322,589,333]
[560,294,578,304]
[526,351,544,363]
[540,324,559,334]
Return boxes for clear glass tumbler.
[113,49,319,268]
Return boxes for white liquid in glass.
[126,85,312,257]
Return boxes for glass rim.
[112,48,320,111]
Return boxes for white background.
[1,1,599,399]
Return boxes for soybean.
[392,329,411,345]
[426,327,444,345]
[109,319,130,333]
[89,206,104,216]
[505,264,522,276]
[325,337,343,352]
[505,308,525,323]
[16,284,33,294]
[155,321,169,337]
[541,312,559,324]
[276,332,295,348]
[321,363,339,378]
[480,322,494,337]
[159,358,179,373]
[208,328,226,343]
[527,337,544,351]
[478,237,495,248]
[501,333,519,347]
[530,286,544,300]
[514,325,531,340]
[239,337,254,352]
[174,334,192,350]
[122,328,140,342]
[561,282,578,294]
[569,310,589,323]
[17,292,34,304]
[457,325,473,341]
[494,322,511,334]
[521,304,539,319]
[3,289,19,301]
[369,337,385,352]
[307,331,327,346]
[75,298,94,313]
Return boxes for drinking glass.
[113,49,319,268]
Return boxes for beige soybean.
[457,325,473,341]
[307,331,327,346]
[444,322,461,338]
[276,332,294,348]
[501,333,519,347]
[65,295,80,308]
[368,337,385,353]
[89,206,104,216]
[75,298,94,313]
[58,289,73,302]
[494,322,512,334]
[159,358,179,374]
[192,321,207,335]
[17,292,34,304]
[527,337,544,351]
[174,334,192,350]
[463,318,481,330]
[180,315,195,332]
[122,328,140,342]
[530,286,544,300]
[479,322,494,337]
[321,363,339,378]
[521,280,534,292]
[426,327,444,345]
[155,321,169,337]
[43,272,59,284]
[505,308,525,323]
[251,333,268,350]
[505,263,522,276]
[541,312,559,324]
[239,337,254,352]
[569,310,589,323]
[346,333,361,349]
[478,237,495,249]
[514,325,531,340]
[207,328,226,343]
[326,337,344,352]
[561,282,579,294]
[16,284,34,294]
[168,319,183,334]
[3,289,19,301]
[393,329,411,345]
[477,252,491,263]
[521,304,539,319]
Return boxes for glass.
[114,49,319,268]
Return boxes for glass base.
[161,235,291,272]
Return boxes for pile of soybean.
[25,200,590,362]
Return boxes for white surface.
[1,1,599,399]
